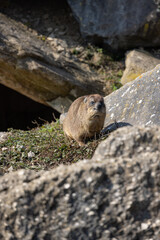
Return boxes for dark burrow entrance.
[0,84,59,131]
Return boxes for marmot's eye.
[90,100,95,105]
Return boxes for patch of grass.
[0,120,107,173]
[112,81,122,91]
[97,48,103,54]
[111,70,123,91]
[41,35,46,41]
[72,48,80,55]
[77,44,124,94]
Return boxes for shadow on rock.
[101,121,132,135]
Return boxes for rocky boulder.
[121,50,160,85]
[67,0,160,50]
[0,13,103,113]
[0,125,160,239]
[103,64,160,129]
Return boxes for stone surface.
[0,13,103,112]
[121,50,160,85]
[104,64,160,128]
[47,96,73,113]
[0,125,160,239]
[67,0,160,50]
[93,125,160,160]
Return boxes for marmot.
[63,94,106,146]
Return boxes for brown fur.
[63,94,106,146]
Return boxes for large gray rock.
[0,125,160,239]
[104,64,160,128]
[93,125,160,160]
[67,0,160,50]
[121,50,160,85]
[0,13,103,113]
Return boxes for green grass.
[111,70,123,91]
[0,120,107,173]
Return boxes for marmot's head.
[83,94,106,120]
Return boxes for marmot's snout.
[93,101,104,111]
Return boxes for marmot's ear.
[84,97,87,103]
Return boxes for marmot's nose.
[94,102,102,110]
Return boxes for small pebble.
[28,151,35,159]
